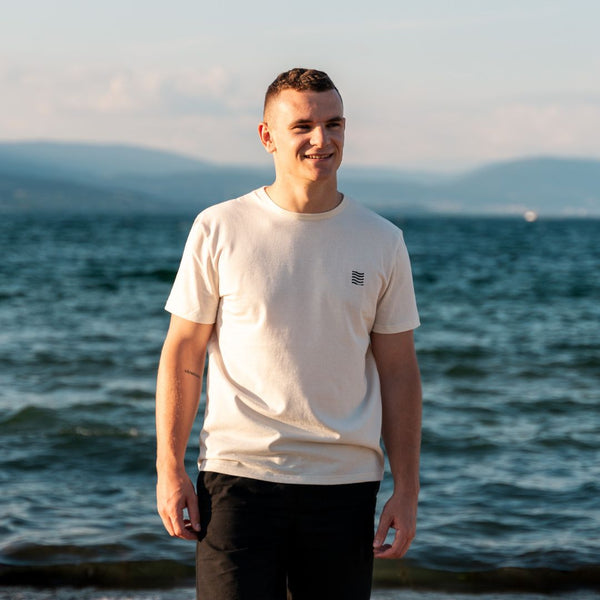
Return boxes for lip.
[303,152,334,160]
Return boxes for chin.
[306,168,337,181]
[307,159,340,175]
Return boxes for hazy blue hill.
[440,157,600,215]
[339,170,432,215]
[0,141,276,214]
[0,140,211,179]
[339,165,458,186]
[0,171,165,214]
[111,166,275,209]
[115,166,431,214]
[1,141,599,216]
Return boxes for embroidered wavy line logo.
[351,271,365,286]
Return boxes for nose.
[310,125,328,147]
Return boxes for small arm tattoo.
[184,369,201,379]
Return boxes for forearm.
[155,336,205,473]
[371,330,422,557]
[380,368,422,496]
[155,317,213,540]
[372,330,422,495]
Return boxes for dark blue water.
[1,210,599,592]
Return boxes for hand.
[156,468,200,541]
[372,491,417,559]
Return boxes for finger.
[373,542,392,556]
[373,514,392,549]
[374,542,405,558]
[374,529,413,559]
[168,496,196,540]
[184,519,201,538]
[170,512,198,540]
[186,487,201,533]
[158,505,175,537]
[159,513,175,537]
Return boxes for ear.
[258,121,276,154]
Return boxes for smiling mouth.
[304,153,334,160]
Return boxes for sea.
[0,206,599,599]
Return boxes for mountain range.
[1,141,599,217]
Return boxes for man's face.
[259,88,345,184]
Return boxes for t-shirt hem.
[372,318,421,334]
[164,303,216,325]
[198,459,383,485]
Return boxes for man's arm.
[156,314,214,540]
[371,329,422,559]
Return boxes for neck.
[266,177,341,214]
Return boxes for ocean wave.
[118,268,177,283]
[0,404,150,437]
[2,214,599,586]
[373,561,600,593]
[0,560,598,593]
[0,406,60,431]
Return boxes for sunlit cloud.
[343,93,600,170]
[2,65,239,117]
[2,61,600,170]
[0,64,263,164]
[470,98,600,163]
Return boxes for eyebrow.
[290,116,344,127]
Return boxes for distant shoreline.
[1,141,599,216]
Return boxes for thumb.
[186,480,201,531]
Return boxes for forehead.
[266,89,344,123]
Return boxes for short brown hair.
[263,68,341,116]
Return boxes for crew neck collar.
[255,187,347,220]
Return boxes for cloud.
[0,63,264,164]
[342,93,600,170]
[475,98,600,158]
[2,62,600,169]
[1,64,241,118]
[157,67,234,116]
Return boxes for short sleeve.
[371,232,420,334]
[164,215,220,324]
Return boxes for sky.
[2,0,600,172]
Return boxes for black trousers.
[196,471,379,600]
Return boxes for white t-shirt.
[166,187,420,484]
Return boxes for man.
[156,68,422,600]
